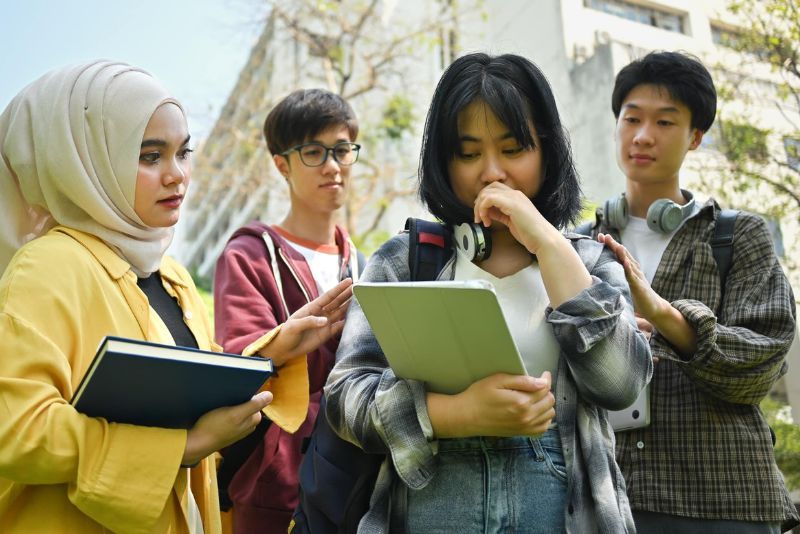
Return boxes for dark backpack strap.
[574,206,604,237]
[405,218,452,282]
[711,209,737,293]
[710,209,775,446]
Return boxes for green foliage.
[728,0,800,71]
[380,95,415,140]
[718,119,771,165]
[575,199,599,226]
[785,136,800,164]
[195,285,215,329]
[761,396,800,490]
[703,0,800,233]
[352,229,391,257]
[188,267,213,293]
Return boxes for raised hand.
[182,391,273,466]
[260,278,354,366]
[473,182,561,256]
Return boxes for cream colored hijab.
[0,60,184,275]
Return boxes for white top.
[453,248,561,379]
[619,202,701,282]
[274,227,341,294]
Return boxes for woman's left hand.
[473,182,560,255]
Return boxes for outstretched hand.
[260,278,354,366]
[597,232,691,357]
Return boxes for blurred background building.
[179,0,797,278]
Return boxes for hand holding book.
[182,391,273,466]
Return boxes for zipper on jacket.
[278,247,313,305]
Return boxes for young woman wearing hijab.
[0,61,351,533]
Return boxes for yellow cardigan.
[0,227,222,533]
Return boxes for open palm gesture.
[261,278,353,365]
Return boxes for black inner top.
[137,272,198,349]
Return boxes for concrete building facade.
[180,0,796,271]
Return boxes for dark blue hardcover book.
[71,336,273,429]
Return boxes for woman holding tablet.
[324,53,652,533]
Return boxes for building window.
[785,137,800,172]
[585,0,685,34]
[710,23,771,61]
[711,24,739,48]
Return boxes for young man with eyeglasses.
[213,88,364,534]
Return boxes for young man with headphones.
[585,51,798,533]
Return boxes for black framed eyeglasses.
[280,141,361,167]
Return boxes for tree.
[268,0,484,249]
[694,0,800,288]
[181,0,484,276]
[762,396,800,491]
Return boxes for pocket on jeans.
[541,442,567,482]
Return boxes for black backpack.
[290,218,453,534]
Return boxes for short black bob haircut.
[263,88,359,156]
[611,51,717,132]
[419,52,582,230]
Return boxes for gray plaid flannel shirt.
[324,232,652,533]
[593,198,799,529]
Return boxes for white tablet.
[608,384,651,431]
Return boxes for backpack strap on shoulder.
[405,218,452,282]
[344,239,364,282]
[711,209,738,293]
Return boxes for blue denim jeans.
[406,427,567,534]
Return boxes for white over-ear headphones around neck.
[604,190,696,234]
[454,222,492,261]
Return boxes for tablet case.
[353,280,530,394]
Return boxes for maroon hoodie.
[213,221,358,534]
